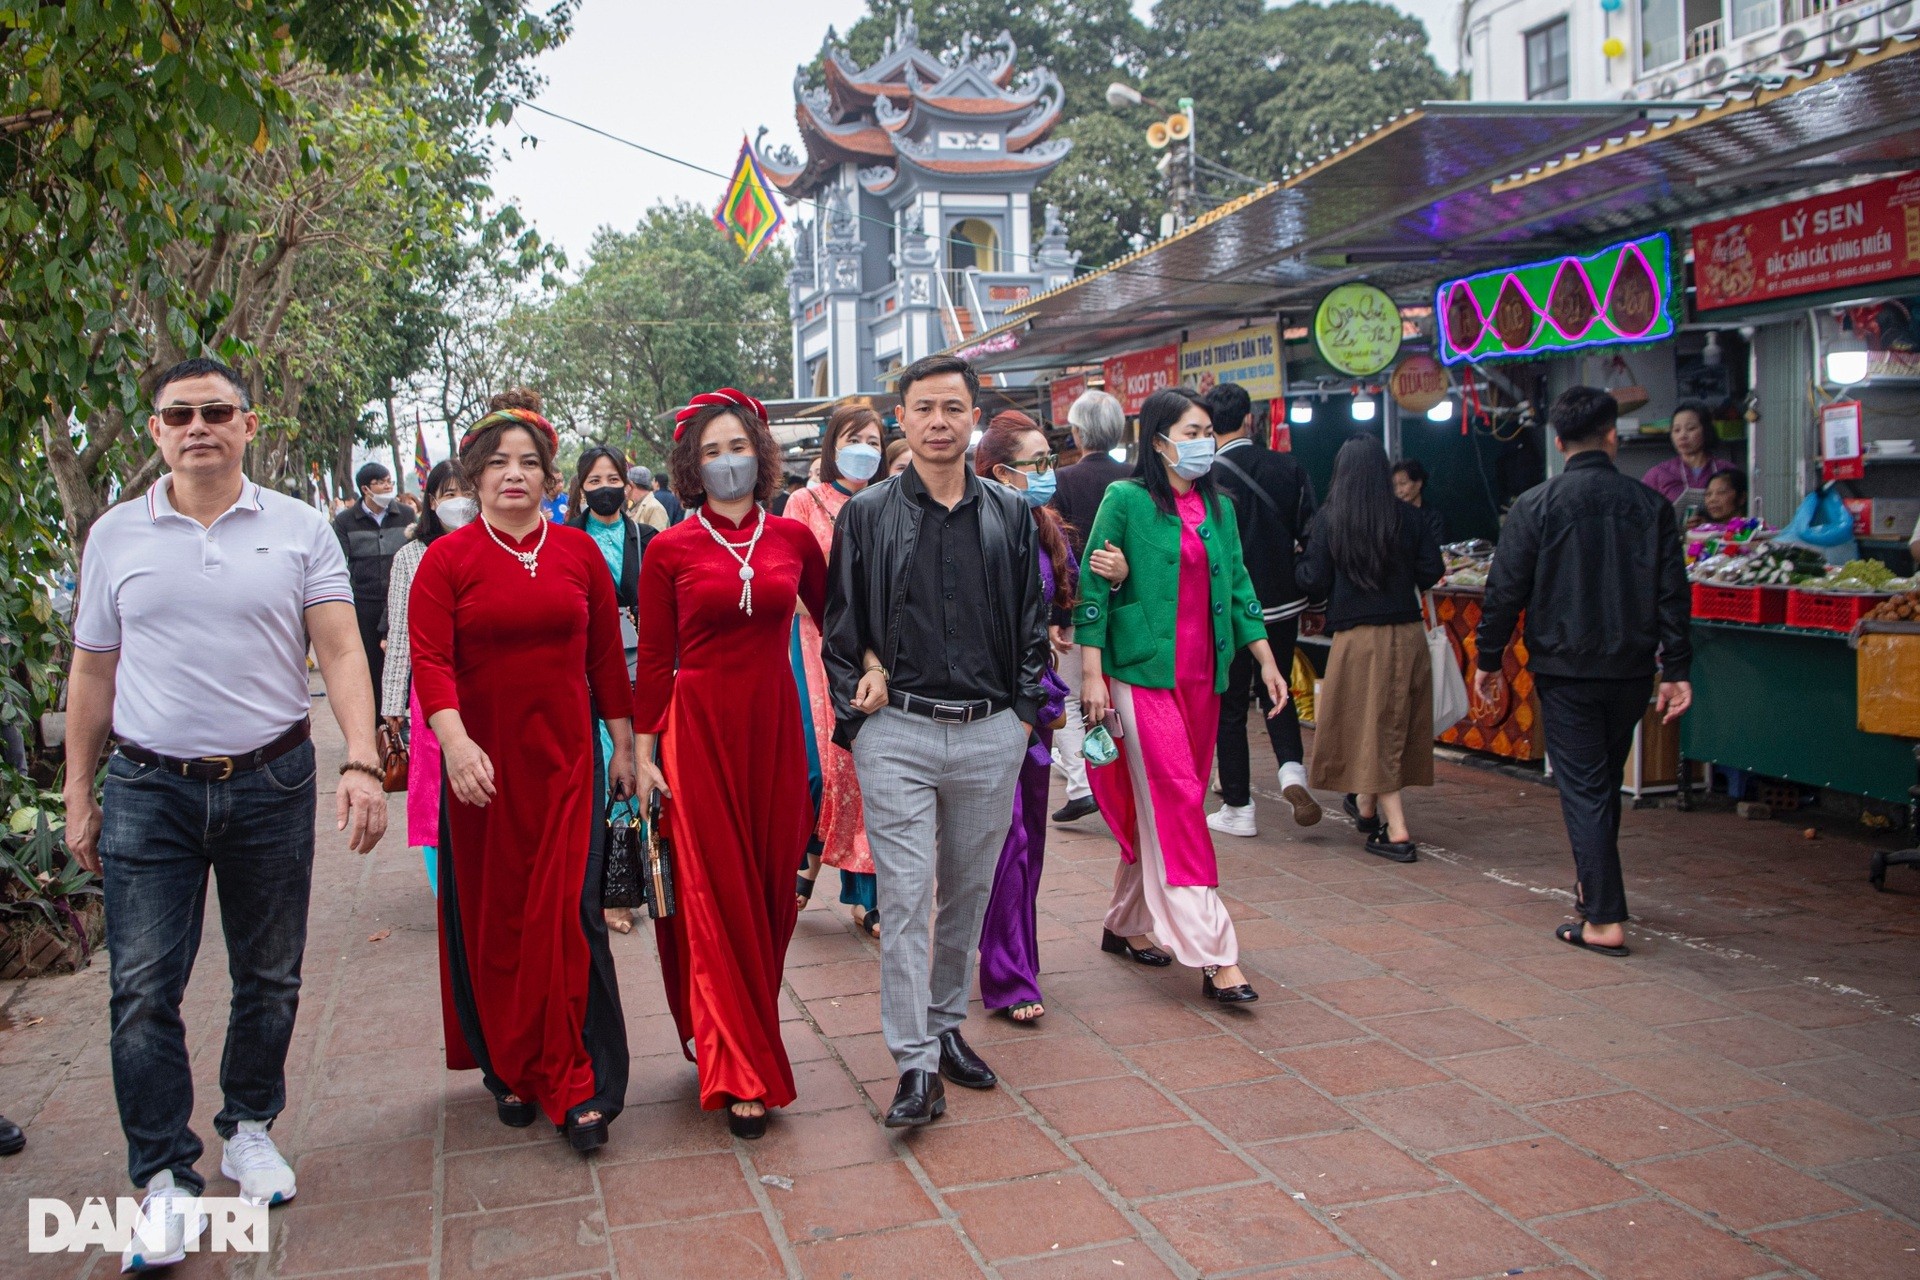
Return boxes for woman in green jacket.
[1075,387,1289,1003]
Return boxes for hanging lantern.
[1603,37,1626,58]
[1601,0,1622,10]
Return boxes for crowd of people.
[56,350,1692,1270]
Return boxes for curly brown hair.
[667,405,780,508]
[976,410,1077,612]
[817,402,886,486]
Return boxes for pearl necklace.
[697,507,766,615]
[482,516,548,578]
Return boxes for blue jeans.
[100,740,317,1193]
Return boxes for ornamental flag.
[714,137,785,262]
[413,411,432,491]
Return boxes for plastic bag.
[1423,595,1471,731]
[1774,486,1859,565]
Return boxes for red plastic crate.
[1691,582,1788,624]
[1786,589,1886,633]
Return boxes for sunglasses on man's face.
[158,402,243,427]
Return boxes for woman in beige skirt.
[1296,437,1445,862]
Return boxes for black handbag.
[641,791,677,920]
[602,813,644,910]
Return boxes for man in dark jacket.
[1476,386,1692,957]
[332,460,411,696]
[1203,382,1320,836]
[1046,388,1130,823]
[824,354,1047,1129]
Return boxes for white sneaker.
[120,1172,207,1272]
[220,1121,297,1206]
[1207,803,1258,838]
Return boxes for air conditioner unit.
[1697,53,1731,88]
[1739,38,1779,76]
[1824,5,1880,52]
[1775,24,1821,64]
[1657,76,1681,98]
[1884,0,1920,35]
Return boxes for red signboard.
[1101,344,1180,415]
[1049,374,1086,427]
[1692,173,1920,311]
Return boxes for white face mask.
[436,496,478,529]
[366,488,395,511]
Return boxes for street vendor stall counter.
[1682,617,1913,808]
[1429,585,1542,763]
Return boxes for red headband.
[674,388,767,440]
[458,407,558,456]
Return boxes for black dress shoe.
[884,1070,946,1127]
[1343,794,1382,835]
[1203,967,1260,1003]
[1052,796,1099,823]
[0,1114,22,1156]
[937,1030,997,1089]
[1364,835,1418,863]
[1101,928,1172,966]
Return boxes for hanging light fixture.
[1702,331,1724,368]
[1426,398,1455,422]
[1350,387,1377,422]
[1826,313,1869,385]
[1288,399,1313,425]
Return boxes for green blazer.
[1071,479,1267,692]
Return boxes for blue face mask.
[1017,468,1057,508]
[1165,437,1215,480]
[836,442,881,482]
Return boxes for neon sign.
[1435,233,1675,365]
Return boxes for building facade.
[756,16,1079,399]
[1463,0,1918,103]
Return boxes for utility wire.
[507,96,1264,291]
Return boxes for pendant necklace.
[483,516,548,578]
[697,507,766,615]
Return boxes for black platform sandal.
[858,907,880,940]
[496,1094,536,1128]
[727,1101,768,1140]
[1343,794,1382,836]
[565,1108,608,1152]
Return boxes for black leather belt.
[118,719,312,781]
[888,690,1009,725]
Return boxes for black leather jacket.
[1477,450,1692,682]
[822,469,1049,747]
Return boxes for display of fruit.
[1822,558,1897,592]
[1863,589,1920,622]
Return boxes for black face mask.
[583,486,626,516]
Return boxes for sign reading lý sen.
[1693,173,1920,311]
[1102,344,1180,415]
[1179,325,1281,400]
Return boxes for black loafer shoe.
[1203,968,1260,1003]
[1364,835,1418,863]
[1051,796,1099,823]
[1101,928,1173,966]
[1343,794,1382,835]
[883,1070,946,1127]
[0,1114,22,1156]
[938,1030,997,1089]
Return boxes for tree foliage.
[506,202,793,467]
[0,1,573,810]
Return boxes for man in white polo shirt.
[62,357,388,1272]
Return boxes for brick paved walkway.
[2,709,1918,1278]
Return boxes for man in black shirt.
[1202,383,1320,837]
[824,355,1047,1128]
[332,460,411,696]
[1476,387,1692,957]
[1046,389,1130,822]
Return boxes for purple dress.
[978,550,1070,1011]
